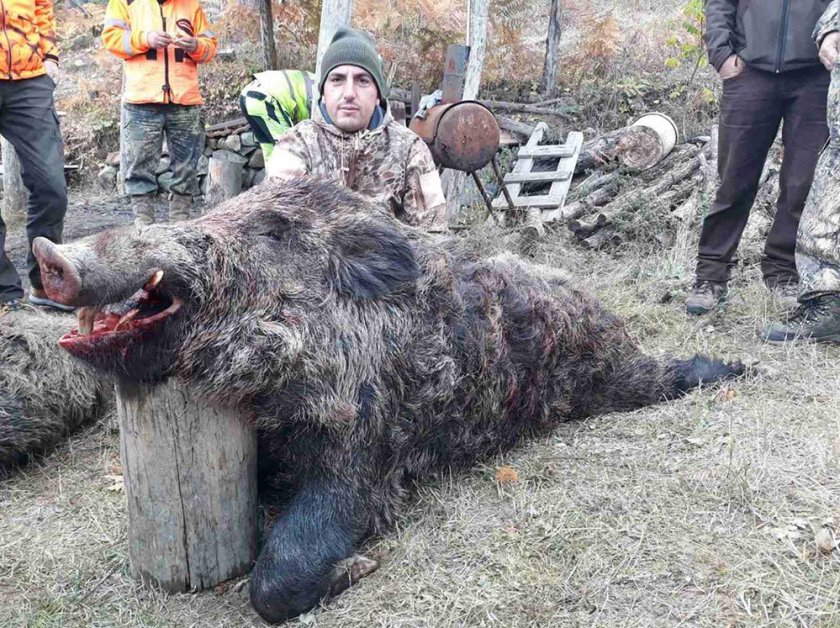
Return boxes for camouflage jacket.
[796,62,840,298]
[265,106,447,231]
[814,0,839,45]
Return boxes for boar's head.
[32,179,421,389]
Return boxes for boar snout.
[32,237,82,306]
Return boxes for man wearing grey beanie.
[266,27,447,231]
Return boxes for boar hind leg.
[250,476,360,623]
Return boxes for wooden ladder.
[492,122,583,224]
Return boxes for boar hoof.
[327,553,380,597]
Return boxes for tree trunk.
[258,0,277,71]
[316,0,355,78]
[116,379,258,592]
[1,136,28,226]
[540,0,562,96]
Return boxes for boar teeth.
[144,270,164,290]
[77,307,97,336]
[114,308,140,331]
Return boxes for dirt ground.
[1,192,838,627]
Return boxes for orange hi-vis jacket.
[0,0,59,80]
[102,0,216,105]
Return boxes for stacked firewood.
[559,126,781,250]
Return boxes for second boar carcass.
[33,178,743,623]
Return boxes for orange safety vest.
[102,0,216,105]
[0,0,59,80]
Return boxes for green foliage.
[664,0,715,103]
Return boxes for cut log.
[116,379,257,592]
[581,227,622,249]
[206,156,243,206]
[205,117,250,138]
[1,136,28,226]
[497,115,536,139]
[574,125,665,174]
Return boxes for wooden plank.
[492,122,548,211]
[516,145,576,158]
[497,194,568,208]
[541,131,584,222]
[503,170,571,184]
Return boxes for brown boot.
[168,194,192,222]
[131,195,155,227]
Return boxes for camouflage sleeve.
[402,139,447,232]
[814,0,839,46]
[265,124,311,180]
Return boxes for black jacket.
[704,0,832,73]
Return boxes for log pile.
[559,128,781,250]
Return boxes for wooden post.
[315,0,355,78]
[540,0,562,96]
[206,155,244,206]
[258,0,278,71]
[1,136,28,226]
[116,379,258,592]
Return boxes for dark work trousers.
[696,65,830,286]
[0,74,67,303]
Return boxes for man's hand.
[819,31,840,70]
[172,36,198,53]
[146,31,172,49]
[718,54,745,80]
[44,60,60,87]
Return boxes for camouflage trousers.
[120,103,203,197]
[796,67,840,299]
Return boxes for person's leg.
[164,104,203,221]
[0,211,23,303]
[121,103,165,226]
[695,68,784,284]
[0,75,67,298]
[763,67,831,286]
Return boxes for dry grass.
[2,222,839,627]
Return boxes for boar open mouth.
[59,270,183,356]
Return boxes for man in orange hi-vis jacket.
[102,0,216,227]
[0,0,73,314]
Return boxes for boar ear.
[327,218,420,300]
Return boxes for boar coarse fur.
[33,178,743,623]
[0,310,109,471]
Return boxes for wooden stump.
[116,379,257,592]
[206,156,243,207]
[1,136,28,226]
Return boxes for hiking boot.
[168,193,192,222]
[767,281,800,311]
[28,287,74,312]
[685,280,728,315]
[131,194,156,227]
[761,294,840,343]
[0,297,26,317]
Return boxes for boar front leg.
[249,474,366,623]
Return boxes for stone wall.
[98,122,266,200]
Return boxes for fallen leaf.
[716,387,737,402]
[495,466,518,485]
[816,527,834,555]
[103,474,124,492]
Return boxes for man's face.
[322,65,379,133]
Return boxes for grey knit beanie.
[318,27,386,100]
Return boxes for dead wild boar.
[0,310,109,470]
[32,178,742,623]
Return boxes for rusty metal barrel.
[409,101,500,172]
